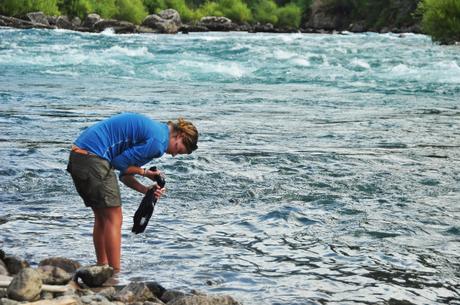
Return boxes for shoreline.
[0,10,422,36]
[0,250,242,305]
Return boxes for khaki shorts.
[67,151,121,208]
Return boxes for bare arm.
[120,166,165,198]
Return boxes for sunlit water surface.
[0,28,459,304]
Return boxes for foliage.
[165,0,195,22]
[218,0,252,23]
[143,0,166,14]
[252,0,278,24]
[418,0,460,44]
[0,0,60,17]
[276,3,301,27]
[114,0,147,24]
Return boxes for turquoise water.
[0,28,459,304]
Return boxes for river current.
[0,28,459,304]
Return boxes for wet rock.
[39,257,81,274]
[252,22,274,33]
[82,13,101,29]
[145,282,165,299]
[7,268,42,302]
[94,20,137,34]
[74,266,113,288]
[198,17,237,31]
[142,9,182,34]
[160,290,187,303]
[167,294,241,305]
[3,257,29,275]
[0,250,5,261]
[26,12,50,26]
[180,24,208,33]
[113,282,160,303]
[38,265,72,285]
[0,289,6,298]
[136,26,157,34]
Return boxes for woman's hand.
[153,186,166,200]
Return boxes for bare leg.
[91,207,123,272]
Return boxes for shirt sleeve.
[111,139,164,175]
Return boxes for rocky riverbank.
[0,6,421,35]
[0,249,241,305]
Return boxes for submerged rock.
[7,268,42,302]
[74,265,113,288]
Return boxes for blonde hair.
[168,118,198,153]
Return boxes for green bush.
[419,0,460,44]
[143,0,166,14]
[0,0,60,17]
[253,0,278,24]
[114,0,148,24]
[218,0,252,23]
[195,2,223,19]
[276,3,301,27]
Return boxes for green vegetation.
[0,0,458,43]
[0,0,304,27]
[418,0,460,44]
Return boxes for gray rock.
[55,16,74,30]
[199,16,236,31]
[26,12,50,26]
[47,15,58,25]
[72,17,82,26]
[83,13,101,29]
[142,9,182,34]
[7,268,42,302]
[0,250,5,261]
[113,282,160,303]
[3,256,29,275]
[167,295,241,305]
[0,259,8,276]
[145,282,165,299]
[40,291,54,300]
[0,289,6,298]
[93,20,137,34]
[160,290,187,303]
[94,286,117,300]
[158,9,181,27]
[0,298,20,305]
[253,22,274,32]
[39,257,81,274]
[37,265,72,285]
[74,265,113,288]
[143,302,164,305]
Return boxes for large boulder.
[7,268,42,302]
[168,294,241,305]
[198,16,237,31]
[82,13,101,29]
[142,9,182,34]
[73,265,113,288]
[3,257,29,275]
[26,12,50,26]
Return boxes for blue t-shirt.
[74,113,169,174]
